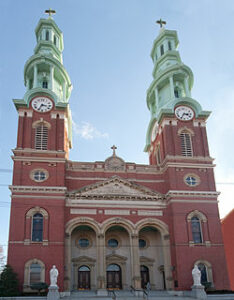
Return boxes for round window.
[33,171,46,182]
[185,175,199,186]
[78,238,90,248]
[108,238,119,248]
[139,239,147,249]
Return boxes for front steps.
[64,290,234,300]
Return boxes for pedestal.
[47,286,60,300]
[191,285,207,299]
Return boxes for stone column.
[96,233,106,290]
[33,65,38,88]
[162,235,173,290]
[184,76,191,97]
[155,87,159,112]
[50,65,54,91]
[63,81,67,102]
[64,233,71,293]
[26,78,30,90]
[130,234,141,290]
[169,76,174,99]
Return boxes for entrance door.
[106,264,122,289]
[78,266,90,290]
[140,265,149,289]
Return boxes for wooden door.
[141,265,149,289]
[78,270,90,289]
[107,271,122,289]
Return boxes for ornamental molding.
[104,155,125,171]
[67,176,165,203]
[9,185,67,194]
[166,190,219,198]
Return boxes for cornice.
[166,190,219,198]
[9,185,67,194]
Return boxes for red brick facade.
[222,209,234,291]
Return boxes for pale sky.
[0,0,234,259]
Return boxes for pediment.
[69,176,164,200]
[72,255,96,263]
[140,256,155,263]
[106,253,127,262]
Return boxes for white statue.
[50,265,59,287]
[192,265,201,286]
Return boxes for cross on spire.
[156,18,166,28]
[45,8,56,18]
[111,145,117,157]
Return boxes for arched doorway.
[106,264,122,289]
[140,265,149,289]
[78,265,90,290]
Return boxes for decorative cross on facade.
[111,145,117,157]
[156,18,166,28]
[45,8,56,18]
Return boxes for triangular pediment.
[69,176,164,200]
[72,255,96,263]
[106,253,127,262]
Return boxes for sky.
[0,0,234,260]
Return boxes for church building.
[7,12,230,294]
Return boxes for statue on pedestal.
[192,265,201,286]
[50,265,59,287]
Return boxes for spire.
[20,11,72,108]
[144,22,210,152]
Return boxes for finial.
[45,8,56,19]
[111,145,117,157]
[156,18,166,28]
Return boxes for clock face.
[31,97,53,113]
[175,106,194,121]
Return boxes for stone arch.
[177,126,194,136]
[187,210,207,222]
[24,258,45,290]
[26,206,48,219]
[32,119,51,129]
[65,217,101,236]
[135,218,169,236]
[135,218,173,290]
[101,217,135,235]
[193,259,214,287]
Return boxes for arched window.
[45,30,49,41]
[42,81,48,88]
[180,131,193,157]
[168,41,172,51]
[30,263,41,284]
[53,35,57,45]
[174,86,181,98]
[107,264,121,272]
[160,44,164,56]
[32,213,43,242]
[24,259,45,290]
[35,123,48,150]
[191,216,202,244]
[198,263,208,284]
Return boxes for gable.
[68,176,164,201]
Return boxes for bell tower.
[14,9,72,156]
[144,21,210,165]
[8,10,72,292]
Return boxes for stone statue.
[50,265,59,287]
[192,265,201,286]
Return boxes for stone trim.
[166,190,219,197]
[9,185,67,193]
[23,258,45,292]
